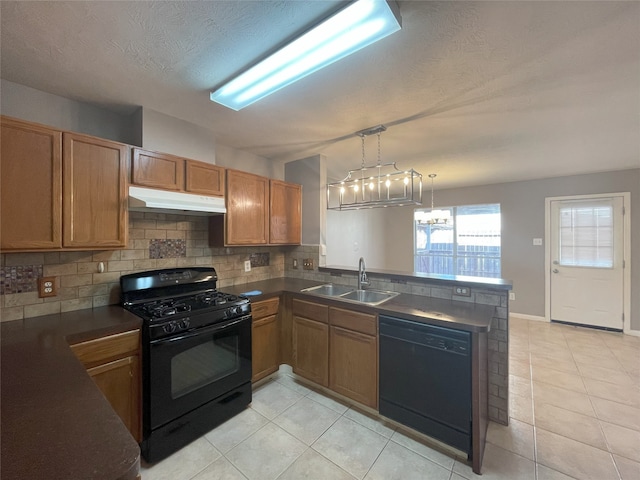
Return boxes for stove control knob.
[179,319,190,330]
[163,322,177,334]
[234,306,243,316]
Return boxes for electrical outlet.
[244,260,251,272]
[454,286,471,296]
[533,238,543,246]
[509,292,515,301]
[292,258,298,269]
[303,258,314,270]
[38,277,57,298]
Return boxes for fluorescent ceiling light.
[210,0,401,111]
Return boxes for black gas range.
[121,267,252,463]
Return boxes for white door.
[550,196,624,330]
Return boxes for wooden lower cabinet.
[329,325,377,409]
[292,298,329,387]
[70,330,141,441]
[329,307,378,409]
[293,316,329,387]
[87,355,141,441]
[251,297,280,382]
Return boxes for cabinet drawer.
[70,330,140,368]
[252,297,280,320]
[292,298,329,324]
[329,307,377,335]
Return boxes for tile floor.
[141,318,640,480]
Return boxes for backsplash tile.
[249,252,270,267]
[0,212,288,322]
[149,239,187,259]
[0,264,43,295]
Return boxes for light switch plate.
[533,238,543,246]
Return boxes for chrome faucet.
[358,257,369,290]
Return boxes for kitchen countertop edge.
[319,265,513,290]
[1,306,142,480]
[226,278,496,332]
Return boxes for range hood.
[128,186,226,216]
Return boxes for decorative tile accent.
[250,253,270,267]
[0,264,43,295]
[149,239,186,259]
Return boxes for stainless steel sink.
[300,283,355,297]
[340,289,399,306]
[301,284,399,306]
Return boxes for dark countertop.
[0,275,496,480]
[320,265,513,291]
[224,277,495,332]
[1,306,142,480]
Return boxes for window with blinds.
[559,200,614,268]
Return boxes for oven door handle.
[151,315,250,346]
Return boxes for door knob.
[552,269,559,273]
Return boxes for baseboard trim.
[509,313,546,322]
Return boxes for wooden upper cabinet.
[222,169,270,245]
[1,117,63,250]
[270,180,301,244]
[131,148,184,191]
[63,133,128,248]
[210,172,302,247]
[185,160,224,196]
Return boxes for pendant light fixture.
[418,173,451,224]
[326,125,422,210]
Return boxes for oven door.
[147,314,252,430]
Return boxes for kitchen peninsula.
[222,273,510,474]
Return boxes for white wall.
[141,108,216,163]
[285,154,326,247]
[326,208,388,269]
[0,79,137,144]
[216,143,281,179]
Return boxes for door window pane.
[559,200,613,268]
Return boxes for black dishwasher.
[379,315,472,455]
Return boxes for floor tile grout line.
[527,319,629,480]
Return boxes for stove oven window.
[170,335,239,399]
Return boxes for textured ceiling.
[1,1,639,188]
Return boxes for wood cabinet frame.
[70,330,142,441]
[1,116,129,251]
[251,297,281,382]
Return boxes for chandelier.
[416,174,451,225]
[326,125,422,210]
